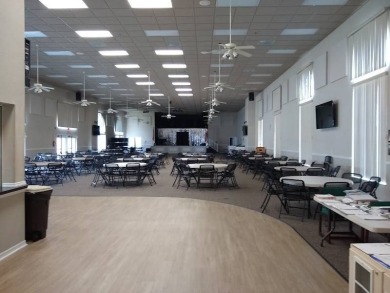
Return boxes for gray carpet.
[50,156,388,280]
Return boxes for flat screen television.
[92,125,100,136]
[315,101,336,129]
[242,125,248,136]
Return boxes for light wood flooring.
[0,196,347,292]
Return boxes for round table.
[188,163,228,170]
[279,176,353,188]
[104,162,147,168]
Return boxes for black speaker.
[249,92,254,101]
[76,91,82,101]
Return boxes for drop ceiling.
[25,0,367,114]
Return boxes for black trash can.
[25,185,53,241]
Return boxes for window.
[97,112,106,151]
[349,11,389,182]
[257,119,263,146]
[297,63,314,104]
[56,135,77,154]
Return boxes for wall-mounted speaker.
[76,91,82,101]
[249,92,254,101]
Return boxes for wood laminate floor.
[0,196,347,293]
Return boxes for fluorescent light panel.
[44,51,74,56]
[168,74,189,78]
[47,75,67,78]
[214,29,248,36]
[155,49,183,56]
[88,75,108,78]
[246,82,264,84]
[128,0,172,8]
[257,64,282,67]
[251,73,272,77]
[172,82,190,86]
[145,30,179,37]
[268,49,296,54]
[136,82,155,85]
[162,64,187,69]
[31,65,47,69]
[216,0,260,6]
[302,0,348,5]
[39,0,88,9]
[178,93,193,96]
[149,93,164,96]
[127,74,148,78]
[99,50,129,56]
[115,64,140,69]
[65,82,82,85]
[25,31,47,38]
[211,64,234,68]
[99,83,119,85]
[69,65,94,68]
[76,30,113,38]
[175,88,192,92]
[281,28,318,35]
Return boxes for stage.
[151,145,207,154]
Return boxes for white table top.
[104,162,147,168]
[280,176,353,188]
[274,166,321,172]
[176,157,208,161]
[314,196,390,234]
[117,157,150,161]
[188,163,228,170]
[30,161,64,167]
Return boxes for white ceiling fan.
[162,96,176,119]
[140,71,160,107]
[28,44,54,93]
[204,50,234,93]
[201,0,255,59]
[74,72,96,107]
[106,88,118,114]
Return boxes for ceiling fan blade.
[235,45,255,50]
[235,49,252,57]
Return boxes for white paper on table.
[353,243,390,254]
[356,214,388,220]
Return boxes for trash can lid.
[26,185,53,193]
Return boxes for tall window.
[349,11,389,182]
[257,119,263,146]
[297,63,314,104]
[97,112,107,151]
[56,135,77,154]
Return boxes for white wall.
[245,0,390,199]
[125,110,155,150]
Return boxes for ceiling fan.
[201,0,255,59]
[140,71,160,107]
[28,44,54,93]
[162,96,176,119]
[204,50,234,93]
[106,89,118,114]
[74,72,96,107]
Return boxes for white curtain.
[299,102,313,164]
[297,63,314,104]
[352,75,388,181]
[349,11,389,182]
[273,114,281,157]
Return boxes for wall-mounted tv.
[92,125,100,136]
[315,101,337,129]
[242,125,248,136]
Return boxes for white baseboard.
[0,241,27,262]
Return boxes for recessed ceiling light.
[25,31,47,38]
[302,0,348,5]
[31,65,47,69]
[155,49,184,56]
[65,82,83,85]
[69,65,94,68]
[199,0,211,6]
[127,74,148,78]
[214,29,248,36]
[150,93,164,96]
[115,64,140,69]
[163,64,187,69]
[47,75,67,78]
[178,93,193,96]
[281,28,318,35]
[39,0,88,9]
[257,64,282,67]
[75,30,113,38]
[172,82,191,86]
[168,74,189,78]
[216,0,260,7]
[99,50,129,56]
[44,51,75,56]
[145,30,179,37]
[88,75,108,78]
[136,82,155,85]
[267,49,296,54]
[175,88,192,92]
[128,0,172,8]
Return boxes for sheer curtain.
[349,11,389,182]
[297,63,314,104]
